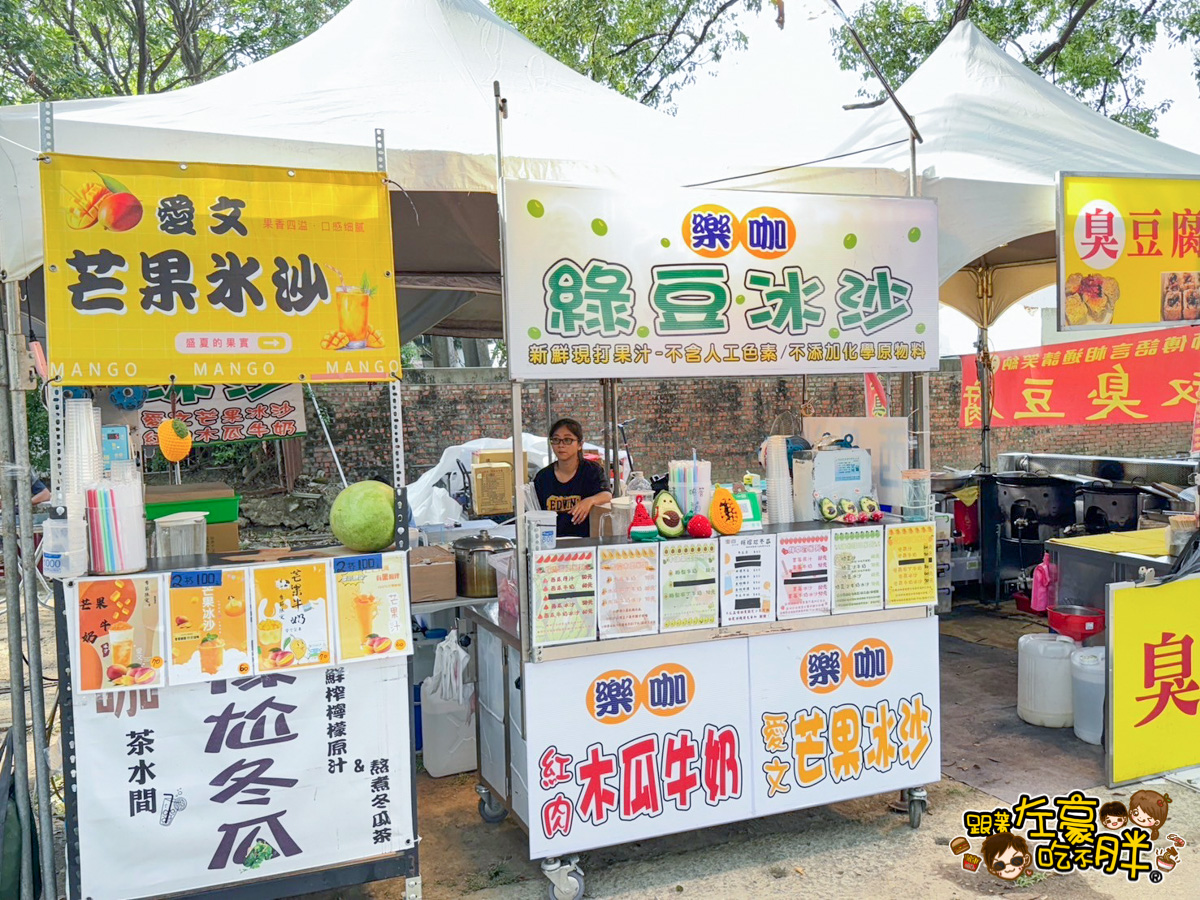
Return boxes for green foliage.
[833,0,1200,136]
[492,0,768,106]
[0,0,352,104]
[26,390,49,476]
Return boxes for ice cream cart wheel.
[547,871,584,900]
[542,857,583,900]
[478,795,509,824]
[906,787,928,829]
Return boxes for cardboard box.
[206,521,240,553]
[410,545,457,602]
[473,448,528,474]
[472,462,514,517]
[145,482,234,503]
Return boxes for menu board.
[831,527,885,613]
[777,531,832,619]
[332,552,414,663]
[660,539,719,632]
[250,561,335,672]
[166,568,253,684]
[597,544,660,639]
[71,576,165,693]
[719,533,777,626]
[532,549,598,646]
[885,522,937,607]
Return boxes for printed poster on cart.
[332,552,414,663]
[70,659,413,900]
[777,531,832,619]
[748,616,940,813]
[596,545,660,639]
[885,523,937,607]
[524,640,754,858]
[70,576,165,693]
[502,181,939,380]
[166,568,254,684]
[532,549,598,646]
[831,527,885,612]
[250,562,334,672]
[719,533,776,625]
[660,539,719,631]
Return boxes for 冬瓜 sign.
[41,154,401,385]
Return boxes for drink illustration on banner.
[251,561,334,671]
[166,568,253,683]
[72,575,165,692]
[333,552,414,663]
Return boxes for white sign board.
[503,181,939,380]
[71,660,413,899]
[719,533,777,626]
[748,616,941,814]
[524,641,754,858]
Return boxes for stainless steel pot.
[452,530,514,598]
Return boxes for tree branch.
[949,0,975,27]
[1032,0,1101,66]
[634,0,695,79]
[639,0,741,102]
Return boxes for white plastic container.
[1017,633,1078,727]
[420,681,477,777]
[40,517,88,578]
[1071,646,1107,745]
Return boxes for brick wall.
[303,365,1193,484]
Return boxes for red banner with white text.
[960,326,1200,428]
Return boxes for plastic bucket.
[1071,647,1106,745]
[1018,633,1078,728]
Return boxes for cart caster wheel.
[548,872,584,900]
[478,796,509,824]
[909,798,925,829]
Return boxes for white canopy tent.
[706,21,1200,326]
[703,21,1200,469]
[0,0,715,339]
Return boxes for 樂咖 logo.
[586,663,695,723]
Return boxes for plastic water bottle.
[627,471,652,508]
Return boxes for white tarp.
[708,23,1200,322]
[0,0,714,284]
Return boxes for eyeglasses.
[997,855,1025,869]
[549,437,578,446]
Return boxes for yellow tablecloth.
[1047,529,1168,557]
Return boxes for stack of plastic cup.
[763,436,792,527]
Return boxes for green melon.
[330,480,396,551]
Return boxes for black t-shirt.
[533,460,610,539]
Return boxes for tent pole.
[978,323,991,473]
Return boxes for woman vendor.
[533,418,612,539]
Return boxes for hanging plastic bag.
[425,629,469,705]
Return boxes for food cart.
[35,135,422,900]
[462,98,946,899]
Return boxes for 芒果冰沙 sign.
[41,154,401,384]
[502,182,938,379]
[1059,173,1200,329]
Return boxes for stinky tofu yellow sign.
[1059,173,1200,330]
[1108,575,1200,785]
[41,153,401,385]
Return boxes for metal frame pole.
[3,282,56,894]
[0,287,34,900]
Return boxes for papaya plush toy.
[709,486,743,535]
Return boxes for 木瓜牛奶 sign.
[137,383,306,448]
[1059,173,1200,329]
[41,154,401,385]
[502,181,939,379]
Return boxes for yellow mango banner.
[1059,173,1200,330]
[41,154,401,385]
